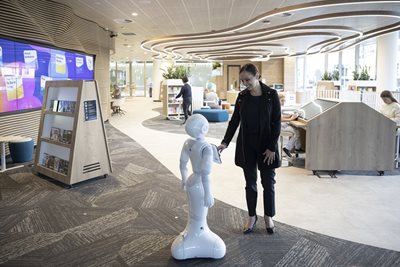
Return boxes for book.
[53,157,60,171]
[42,153,49,166]
[55,100,76,113]
[47,155,55,170]
[49,100,59,112]
[57,100,65,112]
[41,153,69,175]
[62,129,72,144]
[65,101,76,113]
[50,127,61,141]
[59,159,69,175]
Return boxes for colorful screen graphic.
[0,38,94,113]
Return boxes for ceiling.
[52,0,400,62]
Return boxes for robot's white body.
[171,114,226,260]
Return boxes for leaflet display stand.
[34,80,112,186]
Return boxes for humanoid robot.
[171,114,226,260]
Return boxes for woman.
[175,76,192,124]
[218,63,281,234]
[380,90,400,125]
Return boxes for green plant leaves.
[353,65,370,80]
[162,65,191,79]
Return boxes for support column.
[376,32,398,93]
[152,59,161,101]
[144,61,147,97]
[129,61,132,96]
[152,59,164,101]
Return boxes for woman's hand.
[263,149,276,165]
[290,113,299,120]
[181,179,187,192]
[217,143,227,153]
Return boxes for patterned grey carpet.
[0,123,400,266]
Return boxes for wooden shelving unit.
[34,80,112,186]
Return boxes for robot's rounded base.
[171,229,226,260]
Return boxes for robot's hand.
[204,192,215,208]
[181,180,187,192]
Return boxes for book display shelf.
[162,79,184,120]
[34,80,112,186]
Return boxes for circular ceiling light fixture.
[131,12,138,16]
[281,13,292,17]
[113,19,133,24]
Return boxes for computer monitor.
[270,83,284,91]
[297,99,338,120]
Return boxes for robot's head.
[185,114,209,138]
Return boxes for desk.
[289,119,307,130]
[204,100,216,107]
[286,100,396,174]
[0,135,25,172]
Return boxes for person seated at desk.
[111,84,122,114]
[205,90,221,109]
[380,90,400,125]
[204,86,221,109]
[279,94,302,158]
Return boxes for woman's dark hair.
[182,76,189,83]
[380,90,398,103]
[239,63,259,76]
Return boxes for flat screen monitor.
[297,99,338,120]
[0,37,94,114]
[271,83,284,91]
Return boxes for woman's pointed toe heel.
[266,226,275,234]
[243,216,257,234]
[265,216,275,234]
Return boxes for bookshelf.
[162,79,184,120]
[34,80,112,186]
[347,81,377,92]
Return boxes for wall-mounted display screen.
[298,99,338,120]
[0,38,94,113]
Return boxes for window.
[296,56,305,90]
[342,47,355,80]
[304,53,324,89]
[327,52,339,73]
[358,42,376,80]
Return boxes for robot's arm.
[179,141,190,191]
[201,145,215,208]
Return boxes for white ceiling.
[51,0,400,61]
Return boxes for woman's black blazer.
[222,82,281,169]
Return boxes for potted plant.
[212,62,221,70]
[321,71,332,81]
[162,65,191,80]
[331,66,340,81]
[352,65,370,81]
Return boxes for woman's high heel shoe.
[264,216,275,234]
[243,216,257,234]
